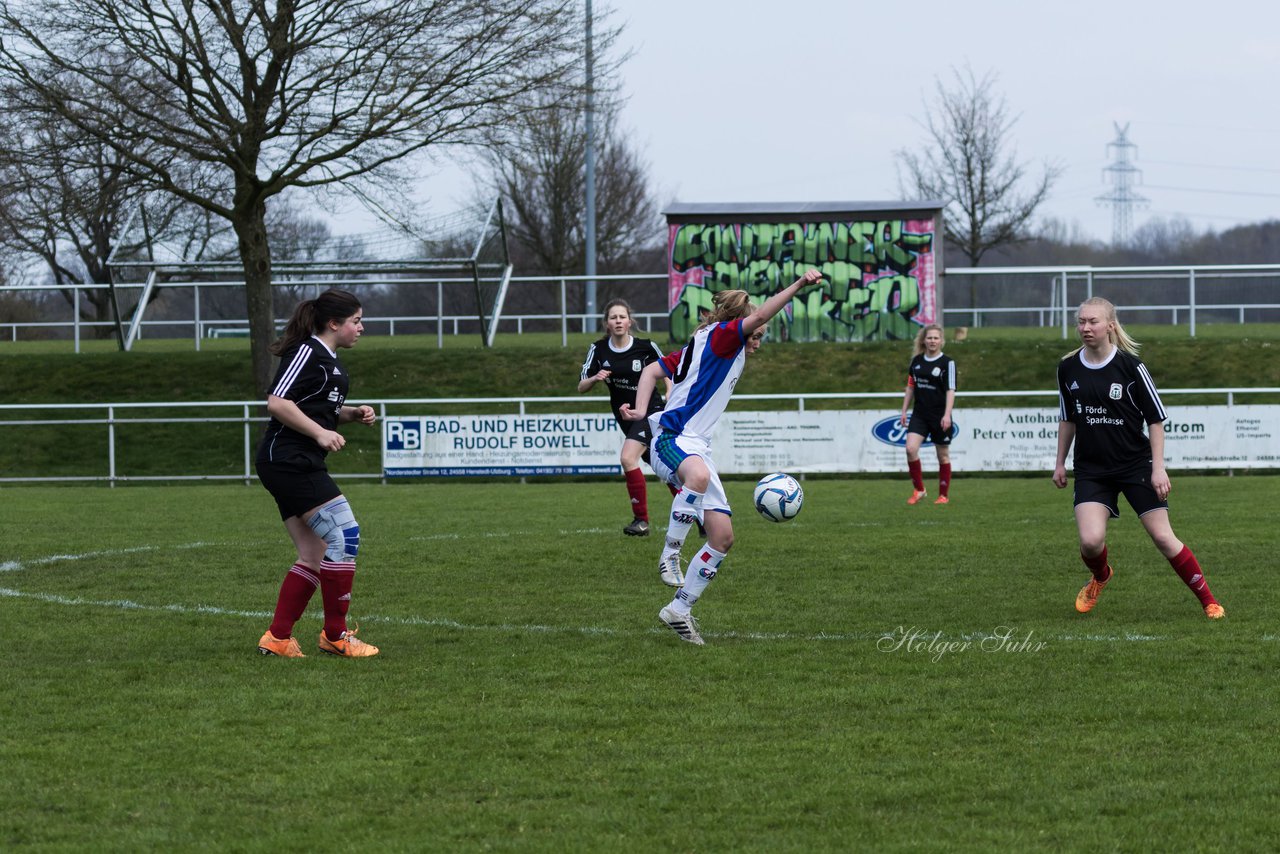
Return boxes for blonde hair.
[1064,296,1140,359]
[696,289,753,333]
[912,323,944,356]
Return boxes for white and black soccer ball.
[753,473,803,522]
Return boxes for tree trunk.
[232,197,275,397]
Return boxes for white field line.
[4,545,1266,644]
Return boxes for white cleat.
[659,605,704,645]
[659,553,684,588]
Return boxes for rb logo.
[385,419,422,450]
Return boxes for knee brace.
[307,497,360,563]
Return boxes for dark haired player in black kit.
[1053,297,1224,619]
[255,288,382,657]
[579,298,673,536]
[899,323,956,505]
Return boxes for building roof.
[663,200,943,219]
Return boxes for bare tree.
[0,0,613,393]
[897,66,1062,266]
[479,89,658,278]
[0,89,228,336]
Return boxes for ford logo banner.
[872,416,959,448]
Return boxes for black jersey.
[256,337,349,467]
[1057,347,1167,478]
[580,335,666,422]
[907,352,957,419]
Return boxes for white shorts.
[649,430,731,515]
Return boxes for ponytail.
[271,288,362,356]
[1063,296,1140,360]
[696,289,753,333]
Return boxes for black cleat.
[623,517,650,536]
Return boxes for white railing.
[3,388,1276,485]
[3,264,1280,350]
[944,263,1280,337]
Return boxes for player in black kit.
[899,323,956,504]
[255,289,382,657]
[1053,297,1224,619]
[578,298,672,536]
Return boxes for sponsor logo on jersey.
[328,389,341,402]
[1109,383,1123,400]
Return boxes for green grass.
[3,327,1279,482]
[3,477,1277,851]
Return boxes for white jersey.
[650,319,747,443]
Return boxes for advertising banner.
[383,406,1280,477]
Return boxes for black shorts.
[616,416,655,463]
[1073,465,1167,518]
[907,413,952,446]
[256,460,342,520]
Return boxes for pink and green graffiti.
[667,219,936,343]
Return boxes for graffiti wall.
[667,217,938,343]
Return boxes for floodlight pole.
[583,0,597,332]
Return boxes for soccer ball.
[753,473,804,522]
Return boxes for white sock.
[675,544,727,609]
[661,488,703,563]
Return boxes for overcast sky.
[338,0,1280,248]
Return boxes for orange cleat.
[258,630,306,658]
[1205,603,1225,619]
[934,495,950,505]
[907,489,928,505]
[1075,568,1113,614]
[318,627,380,657]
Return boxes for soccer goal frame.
[105,197,514,349]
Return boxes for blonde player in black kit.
[578,298,672,537]
[255,289,382,657]
[1053,297,1224,619]
[899,323,956,504]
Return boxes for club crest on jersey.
[632,359,642,372]
[1109,383,1123,400]
[931,366,941,377]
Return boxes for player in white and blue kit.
[621,267,824,644]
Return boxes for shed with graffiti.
[664,201,943,343]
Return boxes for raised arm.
[741,268,824,338]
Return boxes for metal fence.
[2,388,1274,485]
[3,264,1279,350]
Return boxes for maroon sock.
[1081,548,1111,583]
[666,482,679,498]
[1169,545,1217,607]
[939,463,952,497]
[319,559,356,641]
[624,467,648,521]
[908,459,924,491]
[269,563,319,639]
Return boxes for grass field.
[4,476,1277,851]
